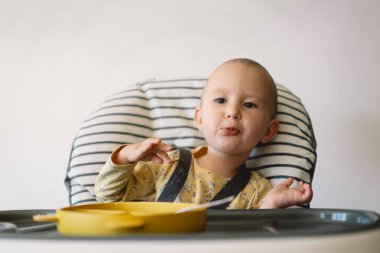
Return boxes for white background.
[0,0,379,212]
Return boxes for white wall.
[0,0,379,212]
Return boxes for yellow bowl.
[33,202,206,236]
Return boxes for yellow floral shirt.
[95,146,271,209]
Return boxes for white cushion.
[65,79,317,206]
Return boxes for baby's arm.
[114,138,173,165]
[259,178,313,209]
[95,138,173,202]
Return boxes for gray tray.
[0,208,379,240]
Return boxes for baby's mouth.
[221,127,241,136]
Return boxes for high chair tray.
[0,208,379,239]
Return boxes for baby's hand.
[114,138,173,165]
[260,178,313,209]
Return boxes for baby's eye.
[243,102,257,108]
[214,98,226,104]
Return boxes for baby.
[95,58,313,209]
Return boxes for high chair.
[65,79,317,207]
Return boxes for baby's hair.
[224,58,265,69]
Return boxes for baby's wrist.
[259,196,277,209]
[111,144,131,165]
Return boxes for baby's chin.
[209,142,251,157]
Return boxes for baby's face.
[195,62,277,157]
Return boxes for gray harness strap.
[157,148,251,209]
[157,148,192,202]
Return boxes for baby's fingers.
[142,138,172,152]
[140,138,173,163]
[154,148,173,163]
[282,178,294,188]
[155,142,173,152]
[152,141,173,163]
[300,182,313,203]
[139,139,164,155]
[145,153,165,164]
[143,150,172,164]
[141,138,162,151]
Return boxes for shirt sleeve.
[246,174,272,209]
[227,172,272,209]
[94,145,178,203]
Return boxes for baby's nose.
[225,106,241,120]
[227,113,240,119]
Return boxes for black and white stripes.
[65,79,317,206]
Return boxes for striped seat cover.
[65,79,317,206]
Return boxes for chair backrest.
[65,79,317,206]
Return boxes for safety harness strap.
[157,148,251,209]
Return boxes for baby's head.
[201,58,278,119]
[195,58,279,156]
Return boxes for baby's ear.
[194,107,203,131]
[260,119,279,143]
